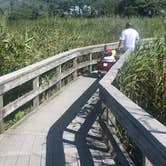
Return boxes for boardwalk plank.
[20,135,36,155]
[15,155,30,166]
[0,134,25,154]
[32,135,46,155]
[0,76,112,166]
[40,156,45,166]
[64,144,80,166]
[0,156,6,166]
[28,154,41,166]
[3,156,17,166]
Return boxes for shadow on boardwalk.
[46,75,102,166]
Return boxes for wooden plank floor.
[0,75,116,166]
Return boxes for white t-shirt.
[120,28,139,51]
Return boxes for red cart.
[97,48,118,77]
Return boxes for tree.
[118,0,162,17]
[93,0,117,16]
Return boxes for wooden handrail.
[99,40,166,165]
[0,42,117,94]
[0,37,165,166]
[0,42,118,132]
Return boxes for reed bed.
[0,16,165,75]
[115,38,166,125]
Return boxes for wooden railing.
[0,38,165,166]
[99,47,166,165]
[0,42,118,133]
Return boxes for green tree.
[135,0,160,16]
[118,0,162,17]
[93,0,117,16]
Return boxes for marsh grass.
[1,16,166,132]
[0,16,165,75]
[115,38,166,125]
[115,40,166,164]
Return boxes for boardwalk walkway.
[0,75,116,166]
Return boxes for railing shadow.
[46,78,99,166]
[74,100,103,166]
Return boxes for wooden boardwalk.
[0,75,116,166]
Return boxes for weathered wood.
[33,77,39,108]
[77,60,97,70]
[0,76,97,166]
[142,155,153,166]
[73,57,77,79]
[0,42,111,121]
[100,120,135,166]
[89,53,93,73]
[2,77,61,118]
[0,39,153,95]
[56,65,61,91]
[0,95,3,133]
[99,47,166,166]
[3,156,18,166]
[100,79,166,166]
[108,110,116,128]
[0,42,118,95]
[2,61,96,118]
[0,38,156,135]
[15,156,30,166]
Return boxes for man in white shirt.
[118,22,140,51]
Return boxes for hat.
[107,49,112,53]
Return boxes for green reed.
[0,16,165,76]
[116,38,166,125]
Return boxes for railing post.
[98,99,103,121]
[73,57,77,80]
[57,65,61,90]
[108,110,116,128]
[99,98,110,151]
[0,95,4,133]
[33,77,39,108]
[89,53,92,73]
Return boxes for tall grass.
[115,38,166,125]
[114,37,166,165]
[0,16,165,76]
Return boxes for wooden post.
[57,65,61,90]
[0,95,4,133]
[33,77,39,108]
[89,53,92,73]
[73,57,77,80]
[98,99,103,121]
[108,110,116,126]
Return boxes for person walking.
[118,22,140,51]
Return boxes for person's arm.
[117,40,123,50]
[117,31,125,50]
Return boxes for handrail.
[0,41,118,132]
[0,42,117,94]
[1,38,165,166]
[99,40,166,165]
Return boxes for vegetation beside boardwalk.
[1,15,165,126]
[0,16,165,76]
[113,38,166,166]
[0,1,165,164]
[115,38,166,125]
[0,15,165,165]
